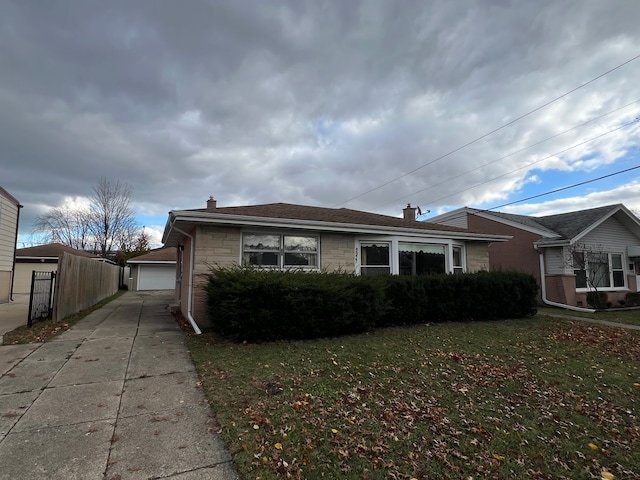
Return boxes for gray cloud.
[2,0,640,244]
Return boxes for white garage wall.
[14,262,58,294]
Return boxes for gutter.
[10,203,23,301]
[535,245,596,313]
[166,219,202,335]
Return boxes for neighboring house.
[14,243,99,294]
[0,186,22,303]
[162,198,510,330]
[127,247,177,291]
[429,204,640,308]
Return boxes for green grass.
[538,306,640,327]
[2,289,127,344]
[186,316,640,479]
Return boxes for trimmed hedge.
[625,292,640,307]
[380,271,538,326]
[205,268,539,342]
[205,268,385,342]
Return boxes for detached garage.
[127,247,176,291]
[14,243,99,294]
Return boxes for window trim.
[573,251,627,291]
[356,237,465,276]
[360,241,391,276]
[241,232,320,270]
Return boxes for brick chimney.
[403,203,417,221]
[206,196,217,210]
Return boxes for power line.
[419,117,640,206]
[375,99,640,209]
[424,164,640,226]
[487,165,640,210]
[333,52,640,207]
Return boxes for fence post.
[27,270,36,327]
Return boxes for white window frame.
[241,232,320,270]
[359,241,392,276]
[574,251,627,291]
[355,237,465,276]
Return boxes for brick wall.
[465,242,489,272]
[320,233,355,272]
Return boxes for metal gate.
[28,271,56,327]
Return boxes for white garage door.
[138,265,176,291]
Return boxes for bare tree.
[33,204,93,250]
[34,178,140,258]
[89,177,138,258]
[565,242,612,308]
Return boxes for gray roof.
[481,204,633,244]
[535,204,621,240]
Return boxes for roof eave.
[163,210,510,244]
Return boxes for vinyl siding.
[0,194,19,271]
[579,216,640,252]
[545,247,567,274]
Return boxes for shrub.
[205,267,385,342]
[380,271,538,326]
[586,291,608,309]
[625,292,640,307]
[205,268,539,342]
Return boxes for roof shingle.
[187,203,474,234]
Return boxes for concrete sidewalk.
[0,291,238,480]
[0,294,30,343]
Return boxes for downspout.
[535,245,595,313]
[168,219,202,334]
[10,203,23,301]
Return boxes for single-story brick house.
[429,204,640,309]
[162,198,510,332]
[126,247,177,291]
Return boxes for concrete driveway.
[0,294,30,342]
[0,291,238,480]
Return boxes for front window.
[612,254,624,287]
[452,246,464,274]
[360,243,390,276]
[399,243,445,275]
[243,233,319,269]
[573,250,625,289]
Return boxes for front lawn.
[186,316,640,479]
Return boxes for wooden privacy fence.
[53,252,121,321]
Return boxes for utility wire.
[487,165,640,210]
[333,52,640,207]
[423,164,640,226]
[375,99,640,209]
[419,117,640,206]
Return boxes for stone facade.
[320,233,355,272]
[465,241,489,272]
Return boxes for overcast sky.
[2,1,640,247]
